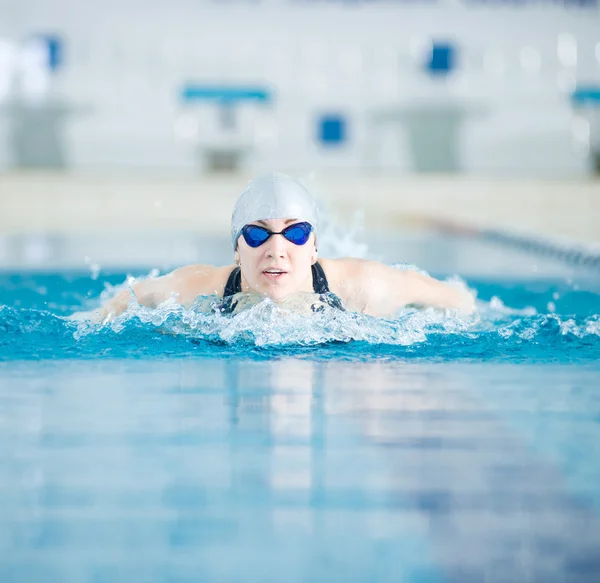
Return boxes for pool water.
[0,270,599,361]
[1,233,600,582]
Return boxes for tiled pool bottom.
[1,359,599,583]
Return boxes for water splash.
[1,270,599,361]
[0,296,598,364]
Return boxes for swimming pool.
[1,231,600,582]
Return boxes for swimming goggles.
[241,221,313,248]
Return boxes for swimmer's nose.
[265,233,287,258]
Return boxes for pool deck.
[0,172,599,241]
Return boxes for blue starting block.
[572,87,600,106]
[180,85,273,104]
[177,85,274,171]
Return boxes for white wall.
[0,0,599,175]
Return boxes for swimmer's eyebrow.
[255,218,298,226]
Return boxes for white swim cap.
[231,173,319,249]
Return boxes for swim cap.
[231,173,319,249]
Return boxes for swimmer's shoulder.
[318,257,372,288]
[317,257,372,311]
[318,257,417,314]
[98,263,236,320]
[320,257,416,285]
[163,263,236,306]
[319,258,475,315]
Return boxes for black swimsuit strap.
[311,262,330,294]
[223,262,330,297]
[224,266,242,296]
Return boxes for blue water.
[1,266,600,582]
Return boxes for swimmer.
[97,172,475,322]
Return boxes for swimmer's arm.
[96,264,231,322]
[331,259,474,317]
[391,269,475,313]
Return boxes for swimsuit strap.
[312,261,330,294]
[224,262,330,297]
[224,266,242,296]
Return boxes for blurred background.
[0,0,599,269]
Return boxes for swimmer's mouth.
[263,269,287,277]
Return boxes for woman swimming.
[97,172,475,321]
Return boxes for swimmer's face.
[235,218,318,301]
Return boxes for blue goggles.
[241,221,313,248]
